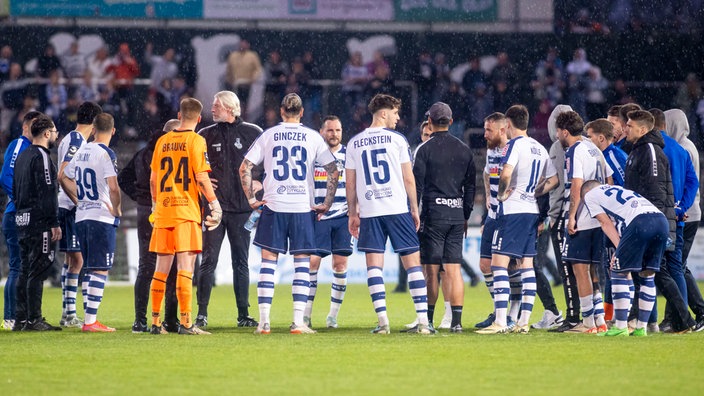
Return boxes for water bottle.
[244,207,262,231]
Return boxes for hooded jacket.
[660,131,698,225]
[547,104,572,222]
[624,130,676,245]
[665,109,701,222]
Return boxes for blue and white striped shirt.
[314,145,347,220]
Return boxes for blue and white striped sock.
[637,274,656,330]
[518,268,537,327]
[580,295,595,329]
[304,270,318,319]
[329,271,347,318]
[492,266,510,327]
[292,257,310,326]
[65,273,79,316]
[593,290,605,327]
[611,272,632,329]
[483,272,494,296]
[85,272,107,325]
[81,273,89,313]
[508,269,522,322]
[61,264,68,314]
[367,266,388,326]
[629,282,635,307]
[407,266,429,326]
[257,259,277,326]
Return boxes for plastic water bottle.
[244,207,262,231]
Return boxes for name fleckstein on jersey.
[353,135,392,148]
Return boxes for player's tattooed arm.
[535,174,559,197]
[322,161,339,209]
[497,164,514,202]
[240,158,265,209]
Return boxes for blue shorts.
[491,213,538,259]
[419,222,464,264]
[480,217,497,259]
[357,213,419,255]
[76,220,116,270]
[58,207,80,252]
[313,215,353,257]
[563,227,605,265]
[613,213,667,274]
[253,206,316,255]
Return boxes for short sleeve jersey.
[564,140,613,230]
[484,146,504,219]
[65,142,119,225]
[346,127,412,218]
[58,131,86,210]
[314,145,347,220]
[245,122,335,213]
[584,184,661,235]
[150,130,211,228]
[499,136,555,215]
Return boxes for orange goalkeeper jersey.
[151,129,211,228]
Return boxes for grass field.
[2,283,703,395]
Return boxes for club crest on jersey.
[234,138,243,149]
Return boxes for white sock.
[580,295,595,329]
[367,266,388,326]
[292,257,310,326]
[85,272,106,325]
[257,259,277,325]
[304,271,318,319]
[329,270,347,318]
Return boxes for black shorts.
[419,222,464,264]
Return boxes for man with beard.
[12,115,62,331]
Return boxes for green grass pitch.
[1,283,703,395]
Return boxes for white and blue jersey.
[1,135,32,214]
[583,184,661,235]
[58,130,86,210]
[499,135,555,215]
[563,140,612,231]
[484,146,503,219]
[245,122,336,213]
[314,145,347,220]
[65,142,119,226]
[602,144,627,187]
[346,127,412,218]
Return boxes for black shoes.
[162,321,181,333]
[132,319,149,333]
[194,315,208,329]
[693,318,704,333]
[237,316,259,327]
[24,318,62,331]
[548,320,579,333]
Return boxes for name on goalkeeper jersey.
[353,135,391,148]
[274,131,307,141]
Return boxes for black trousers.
[551,218,580,322]
[665,221,704,322]
[197,211,252,318]
[654,249,695,331]
[134,205,178,324]
[17,229,56,323]
[534,229,559,314]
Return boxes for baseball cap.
[427,102,452,123]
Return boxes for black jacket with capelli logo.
[13,145,59,233]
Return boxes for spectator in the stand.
[168,76,189,115]
[224,39,262,115]
[0,45,15,83]
[61,41,86,81]
[433,52,451,103]
[467,82,493,128]
[365,50,389,77]
[493,80,516,113]
[364,63,395,101]
[97,84,121,139]
[87,46,112,84]
[106,43,140,134]
[7,95,37,144]
[414,50,436,117]
[341,52,370,127]
[263,50,289,110]
[1,63,29,137]
[586,66,608,122]
[570,8,610,34]
[531,48,565,107]
[441,81,467,140]
[36,44,63,79]
[674,73,702,134]
[285,57,310,97]
[144,43,178,91]
[302,51,322,127]
[490,52,518,96]
[610,78,636,105]
[566,48,592,120]
[461,56,486,96]
[263,108,279,129]
[532,99,552,138]
[44,69,68,126]
[75,69,98,102]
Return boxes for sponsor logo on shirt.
[434,197,463,208]
[15,212,30,226]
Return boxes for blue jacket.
[602,144,627,186]
[1,135,32,214]
[661,131,698,223]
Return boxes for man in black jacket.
[196,91,263,328]
[12,115,62,331]
[118,119,180,333]
[623,109,695,333]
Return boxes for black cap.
[427,102,452,123]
